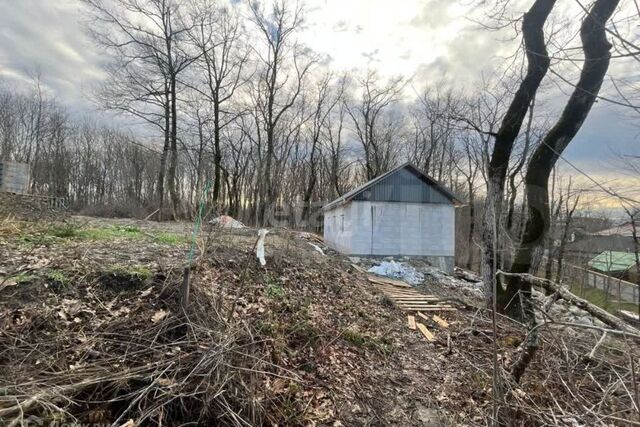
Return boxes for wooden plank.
[401,306,457,312]
[396,304,446,308]
[375,287,417,293]
[433,315,449,328]
[379,292,422,298]
[368,276,412,288]
[407,315,416,330]
[374,284,415,290]
[377,289,429,296]
[416,312,430,322]
[373,277,411,287]
[416,322,435,342]
[397,303,453,308]
[391,297,442,301]
[373,281,416,287]
[351,264,368,274]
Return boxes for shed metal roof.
[322,162,462,212]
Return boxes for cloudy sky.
[0,0,638,207]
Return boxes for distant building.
[566,222,637,261]
[0,161,30,194]
[322,163,461,273]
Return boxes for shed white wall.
[324,201,455,258]
[322,204,352,253]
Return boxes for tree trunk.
[157,83,171,221]
[212,100,222,206]
[504,0,620,319]
[167,74,180,219]
[467,187,476,270]
[481,0,555,307]
[498,271,640,335]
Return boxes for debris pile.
[367,260,425,285]
[209,215,245,229]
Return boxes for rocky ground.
[1,216,638,426]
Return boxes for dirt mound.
[0,222,445,425]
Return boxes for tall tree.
[189,1,248,205]
[249,0,313,225]
[504,0,621,317]
[481,0,555,307]
[346,72,405,180]
[83,0,195,218]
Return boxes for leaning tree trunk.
[481,0,555,307]
[503,0,620,319]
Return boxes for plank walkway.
[367,275,456,312]
[353,264,456,343]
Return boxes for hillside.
[1,216,638,426]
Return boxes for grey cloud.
[0,0,104,112]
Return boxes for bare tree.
[300,73,345,222]
[248,0,313,225]
[480,0,556,308]
[189,1,248,205]
[346,72,405,180]
[83,0,195,218]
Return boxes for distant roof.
[591,222,636,237]
[322,162,462,211]
[588,251,638,272]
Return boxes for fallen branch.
[497,271,640,335]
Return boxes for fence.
[541,259,639,304]
[0,192,68,220]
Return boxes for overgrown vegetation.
[2,218,639,425]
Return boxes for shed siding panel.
[371,204,403,255]
[336,201,454,257]
[401,205,422,254]
[323,205,353,253]
[349,201,372,254]
[419,204,455,256]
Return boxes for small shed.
[0,161,30,194]
[322,163,460,272]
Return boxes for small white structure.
[0,161,30,194]
[322,163,460,272]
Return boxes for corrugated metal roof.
[588,251,638,272]
[323,162,461,212]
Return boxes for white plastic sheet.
[367,260,425,285]
[256,229,268,266]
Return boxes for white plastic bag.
[256,229,269,266]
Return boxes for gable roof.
[322,162,462,212]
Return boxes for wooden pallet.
[353,270,455,343]
[367,274,456,312]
